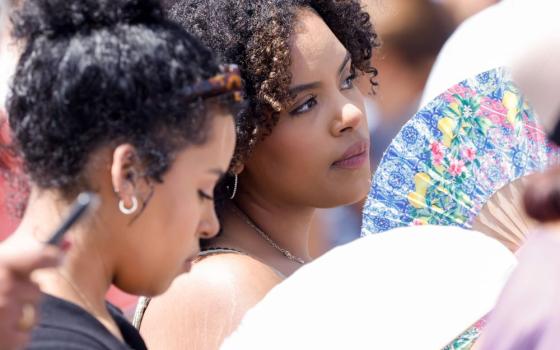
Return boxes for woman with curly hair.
[3,0,242,348]
[135,1,379,348]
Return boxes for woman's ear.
[231,161,245,176]
[111,144,141,208]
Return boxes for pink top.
[478,230,560,350]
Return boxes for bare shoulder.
[175,252,284,303]
[139,253,283,350]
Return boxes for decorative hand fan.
[362,67,560,251]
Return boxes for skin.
[140,8,371,350]
[0,244,60,350]
[6,112,235,341]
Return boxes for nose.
[330,100,364,137]
[198,204,220,240]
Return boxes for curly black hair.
[167,0,380,167]
[7,0,237,197]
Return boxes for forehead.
[204,111,235,160]
[289,8,347,79]
[179,111,235,170]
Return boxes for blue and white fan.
[362,67,560,251]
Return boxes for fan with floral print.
[362,67,560,252]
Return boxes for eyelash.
[341,72,357,90]
[198,190,214,202]
[290,95,318,116]
[289,72,357,116]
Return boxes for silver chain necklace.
[231,204,306,265]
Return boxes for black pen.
[46,192,99,246]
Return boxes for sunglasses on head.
[183,64,244,103]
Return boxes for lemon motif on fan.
[362,67,560,253]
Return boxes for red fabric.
[0,112,22,241]
[0,177,20,241]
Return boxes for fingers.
[13,281,42,306]
[0,245,61,350]
[0,264,43,350]
[0,270,42,314]
[0,329,30,350]
[0,289,38,350]
[0,246,61,278]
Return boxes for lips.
[332,140,370,170]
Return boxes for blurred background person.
[364,0,455,169]
[433,0,499,26]
[422,0,558,106]
[477,34,560,350]
[309,0,455,257]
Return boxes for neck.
[225,188,315,264]
[10,188,115,327]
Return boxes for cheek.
[162,187,199,240]
[259,118,330,171]
[145,184,200,256]
[115,191,200,294]
[245,118,335,204]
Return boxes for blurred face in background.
[360,0,455,119]
[434,0,498,25]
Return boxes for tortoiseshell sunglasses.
[183,64,243,103]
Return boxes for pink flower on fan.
[430,141,444,165]
[448,158,465,177]
[449,85,471,97]
[462,147,476,162]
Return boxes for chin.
[321,173,372,207]
[140,280,173,298]
[315,186,370,208]
[118,285,154,299]
[117,272,175,298]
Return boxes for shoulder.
[172,252,282,302]
[147,252,282,316]
[421,3,511,105]
[139,253,282,349]
[193,251,284,284]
